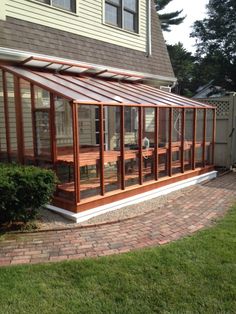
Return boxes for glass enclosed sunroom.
[0,61,216,215]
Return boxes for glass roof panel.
[0,65,215,108]
[23,60,51,67]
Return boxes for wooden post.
[168,108,173,177]
[192,109,197,170]
[181,108,185,173]
[202,109,207,167]
[30,84,38,162]
[14,75,24,164]
[49,93,57,164]
[120,105,125,190]
[212,108,216,165]
[138,107,143,185]
[2,70,11,162]
[72,101,80,204]
[154,107,159,180]
[99,105,105,195]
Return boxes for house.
[0,0,216,222]
[193,80,227,99]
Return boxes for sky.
[161,0,209,53]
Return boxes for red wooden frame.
[0,66,216,214]
[168,108,173,177]
[120,106,125,190]
[192,109,197,170]
[181,108,185,173]
[2,70,11,162]
[14,75,24,164]
[99,105,105,196]
[138,107,143,185]
[154,107,159,181]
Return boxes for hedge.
[0,164,57,224]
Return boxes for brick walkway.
[0,172,236,267]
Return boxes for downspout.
[146,0,152,57]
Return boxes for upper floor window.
[36,0,76,13]
[105,0,138,33]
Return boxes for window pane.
[206,109,214,165]
[158,108,169,178]
[124,0,137,11]
[124,11,135,31]
[34,87,51,159]
[184,109,194,171]
[104,106,121,193]
[172,108,182,174]
[6,73,18,162]
[36,0,50,3]
[143,107,155,182]
[124,107,132,132]
[20,80,34,164]
[196,109,204,168]
[35,87,50,109]
[55,98,75,202]
[105,3,119,26]
[124,107,139,187]
[109,0,121,5]
[78,105,100,200]
[52,0,75,12]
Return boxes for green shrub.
[0,164,57,224]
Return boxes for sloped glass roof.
[1,65,214,109]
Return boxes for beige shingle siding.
[0,1,174,78]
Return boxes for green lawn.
[0,207,236,314]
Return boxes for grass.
[0,207,236,314]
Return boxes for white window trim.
[28,0,78,16]
[102,0,140,35]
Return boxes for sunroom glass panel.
[54,97,75,202]
[78,105,101,200]
[158,108,169,178]
[143,107,155,182]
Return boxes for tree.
[167,43,195,96]
[155,0,186,32]
[191,0,236,91]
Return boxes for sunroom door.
[34,109,52,160]
[95,107,108,150]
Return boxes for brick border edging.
[0,170,231,237]
[1,208,156,236]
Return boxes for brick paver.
[0,172,236,266]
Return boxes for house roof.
[0,1,175,81]
[1,65,214,109]
[193,81,227,99]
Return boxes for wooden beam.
[120,106,125,190]
[14,76,24,164]
[99,105,105,195]
[2,70,11,162]
[72,101,80,204]
[138,107,143,185]
[181,108,185,173]
[212,108,216,165]
[192,109,197,170]
[168,108,173,177]
[154,107,159,180]
[49,93,57,164]
[202,109,207,167]
[30,83,38,162]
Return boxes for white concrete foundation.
[45,171,217,223]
